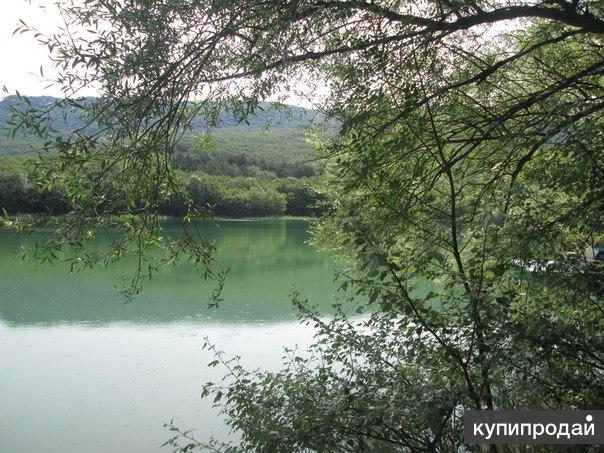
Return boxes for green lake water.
[0,218,337,452]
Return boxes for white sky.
[0,0,65,97]
[0,0,325,107]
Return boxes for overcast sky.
[0,0,324,107]
[0,1,65,98]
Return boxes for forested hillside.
[0,96,327,217]
[0,95,319,134]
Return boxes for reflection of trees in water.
[0,219,321,274]
[211,220,320,269]
[0,219,337,326]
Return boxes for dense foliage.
[0,159,322,217]
[5,0,604,451]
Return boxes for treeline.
[164,172,323,217]
[0,164,71,214]
[0,163,323,217]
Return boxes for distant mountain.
[0,95,323,136]
[0,96,334,161]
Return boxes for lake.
[0,218,337,452]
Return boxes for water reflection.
[0,218,337,326]
[0,219,336,453]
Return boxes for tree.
[7,0,604,450]
[187,174,224,209]
[0,166,34,213]
[276,177,322,216]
